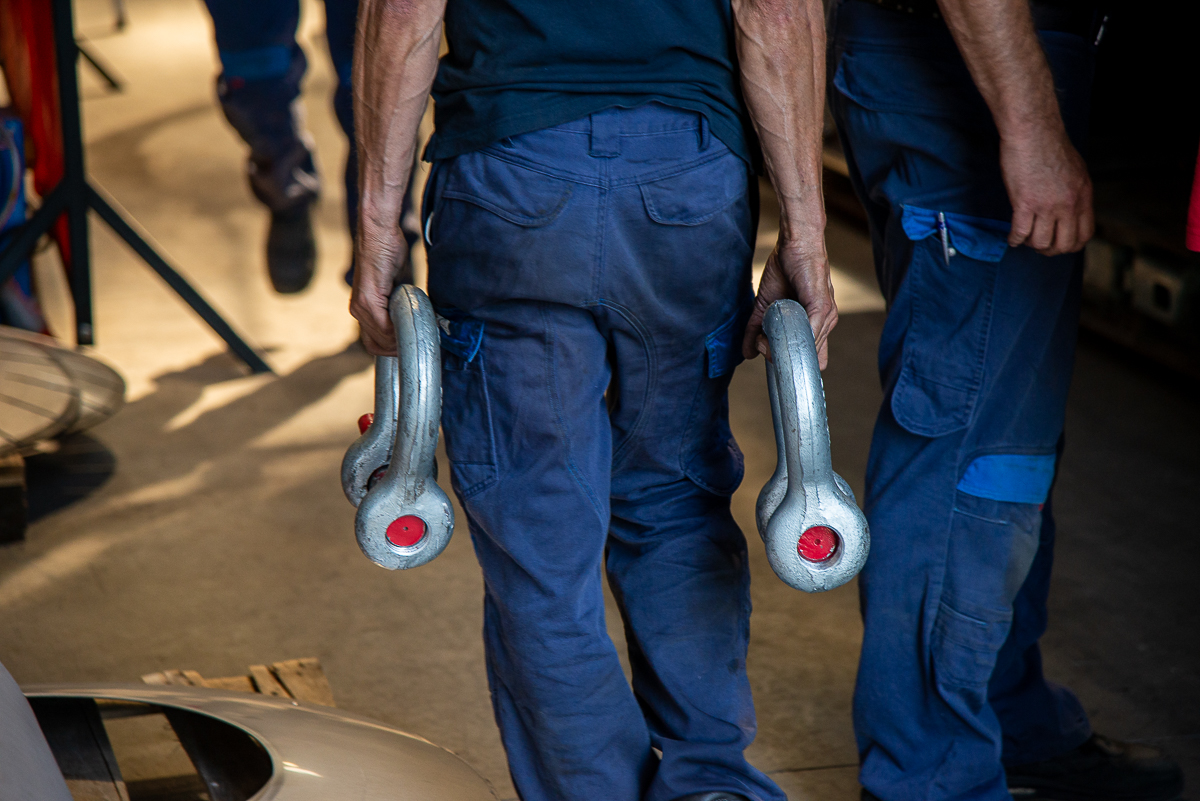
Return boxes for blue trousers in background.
[201,0,357,225]
[424,104,784,801]
[829,2,1098,799]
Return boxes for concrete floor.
[1,1,1197,799]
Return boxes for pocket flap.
[442,155,572,227]
[901,205,1011,263]
[640,155,745,226]
[437,313,485,364]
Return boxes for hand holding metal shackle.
[341,285,454,570]
[756,300,869,592]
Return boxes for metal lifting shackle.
[756,300,870,592]
[340,285,454,570]
[341,354,397,507]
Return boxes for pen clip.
[937,211,951,266]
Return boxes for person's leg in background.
[202,0,318,293]
[832,3,1183,800]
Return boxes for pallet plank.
[247,665,290,699]
[269,658,335,707]
[201,675,256,693]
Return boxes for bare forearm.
[938,0,1092,255]
[732,0,827,248]
[733,0,836,367]
[936,0,1062,141]
[354,0,445,263]
[351,0,445,353]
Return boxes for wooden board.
[200,675,255,693]
[247,665,289,699]
[268,658,335,707]
[142,658,335,706]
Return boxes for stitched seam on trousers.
[477,144,735,191]
[593,159,609,299]
[923,428,971,695]
[965,261,999,422]
[950,506,1010,526]
[542,304,607,527]
[597,300,658,470]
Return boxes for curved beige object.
[0,326,126,456]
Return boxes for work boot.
[673,794,751,801]
[1006,734,1183,801]
[266,202,317,294]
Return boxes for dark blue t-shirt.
[426,0,759,167]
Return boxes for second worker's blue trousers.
[202,0,357,222]
[829,2,1098,799]
[424,104,785,801]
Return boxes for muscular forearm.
[936,0,1061,141]
[733,0,836,367]
[936,0,1093,255]
[732,0,827,249]
[352,0,445,353]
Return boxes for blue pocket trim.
[705,307,749,379]
[956,453,1057,505]
[438,316,485,363]
[218,46,293,82]
[901,206,1011,263]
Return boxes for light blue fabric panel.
[900,205,1012,263]
[957,453,1057,504]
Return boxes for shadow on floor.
[25,434,118,524]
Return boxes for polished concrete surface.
[0,1,1197,798]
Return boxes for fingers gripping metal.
[344,285,454,570]
[756,300,870,592]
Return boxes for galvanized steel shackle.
[346,285,455,570]
[756,300,870,592]
[341,355,398,506]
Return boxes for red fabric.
[0,0,71,267]
[1188,143,1200,252]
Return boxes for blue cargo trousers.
[202,0,357,220]
[829,2,1097,799]
[424,104,786,801]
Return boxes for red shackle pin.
[342,285,454,570]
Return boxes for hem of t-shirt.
[425,95,758,170]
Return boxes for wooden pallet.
[141,657,335,707]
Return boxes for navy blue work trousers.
[202,0,357,220]
[424,104,785,801]
[829,2,1097,799]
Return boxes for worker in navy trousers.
[828,1,1184,799]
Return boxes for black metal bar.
[87,185,273,374]
[40,0,270,374]
[50,0,94,346]
[76,39,123,92]
[0,184,68,287]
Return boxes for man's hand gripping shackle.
[758,300,870,592]
[341,285,454,570]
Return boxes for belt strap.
[588,110,621,159]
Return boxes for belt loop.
[698,114,711,151]
[589,110,621,158]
